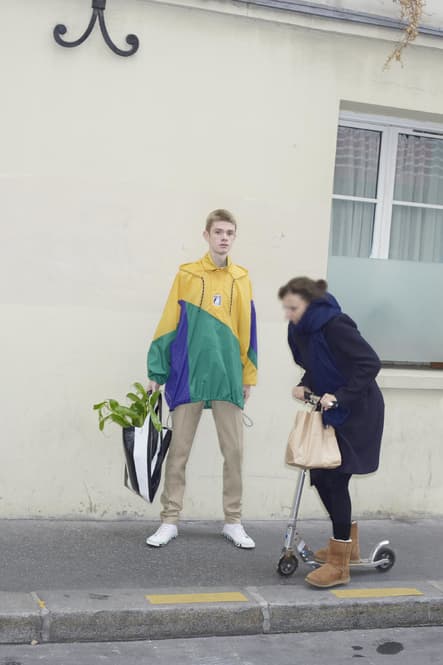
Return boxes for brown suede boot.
[305,538,352,588]
[314,522,361,564]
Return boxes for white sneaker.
[146,523,178,548]
[222,524,255,549]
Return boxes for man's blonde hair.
[205,209,237,232]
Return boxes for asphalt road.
[1,518,442,591]
[0,627,441,664]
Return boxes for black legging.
[311,469,352,541]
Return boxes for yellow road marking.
[146,592,248,605]
[331,587,423,599]
[32,593,46,609]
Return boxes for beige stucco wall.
[310,0,443,26]
[0,0,442,520]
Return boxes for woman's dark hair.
[278,276,328,303]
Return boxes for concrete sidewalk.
[1,519,442,644]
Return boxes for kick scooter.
[277,393,396,577]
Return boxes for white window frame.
[334,111,443,259]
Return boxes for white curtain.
[333,126,380,198]
[390,134,443,262]
[394,133,443,205]
[330,200,375,257]
[331,126,380,257]
[390,206,443,262]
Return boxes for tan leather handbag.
[285,407,342,470]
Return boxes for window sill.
[378,368,443,390]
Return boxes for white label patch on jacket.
[213,294,222,306]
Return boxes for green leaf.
[133,406,148,422]
[148,405,162,432]
[151,417,162,433]
[109,399,120,410]
[133,415,145,427]
[93,401,107,411]
[114,405,138,418]
[134,382,147,398]
[99,414,112,431]
[111,414,131,428]
[126,392,141,403]
[149,390,160,407]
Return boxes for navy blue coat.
[288,314,384,475]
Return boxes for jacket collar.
[201,252,232,272]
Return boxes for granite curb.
[1,581,442,644]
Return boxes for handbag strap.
[294,395,318,413]
[301,391,339,413]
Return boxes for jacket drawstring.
[229,277,236,315]
[198,276,205,309]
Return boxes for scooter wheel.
[277,554,298,576]
[374,547,396,572]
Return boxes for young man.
[146,209,258,548]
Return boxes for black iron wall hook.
[53,0,139,57]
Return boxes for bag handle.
[296,390,339,412]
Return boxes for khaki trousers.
[160,401,244,525]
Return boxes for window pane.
[328,256,443,362]
[330,199,375,257]
[333,126,381,198]
[394,133,443,205]
[389,205,443,262]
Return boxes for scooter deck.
[349,557,389,568]
[311,557,390,569]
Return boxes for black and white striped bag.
[122,394,172,503]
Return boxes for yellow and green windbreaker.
[147,253,257,410]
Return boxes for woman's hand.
[320,393,337,410]
[292,386,307,401]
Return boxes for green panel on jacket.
[185,302,244,409]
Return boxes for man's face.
[204,221,236,259]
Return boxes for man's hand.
[292,385,308,401]
[243,385,251,402]
[147,380,161,393]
